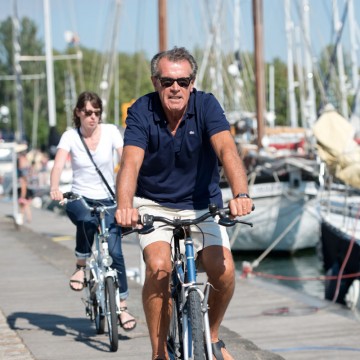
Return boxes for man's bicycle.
[62,192,120,352]
[125,203,253,359]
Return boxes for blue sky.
[1,0,358,63]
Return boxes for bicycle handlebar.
[123,203,253,236]
[61,192,117,212]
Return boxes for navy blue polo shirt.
[124,88,230,210]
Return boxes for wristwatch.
[234,193,250,199]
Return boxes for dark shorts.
[17,187,34,199]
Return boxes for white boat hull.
[223,181,321,252]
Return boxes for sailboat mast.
[12,0,24,142]
[302,0,317,128]
[349,0,360,131]
[333,0,348,118]
[285,0,298,128]
[349,0,359,94]
[158,0,167,51]
[43,0,56,128]
[253,0,265,149]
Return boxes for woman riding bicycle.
[50,91,136,332]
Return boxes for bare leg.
[23,201,32,223]
[142,241,172,359]
[200,246,235,360]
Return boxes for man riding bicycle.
[115,47,253,360]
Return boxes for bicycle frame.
[124,204,253,359]
[62,192,120,352]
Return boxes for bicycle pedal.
[85,307,92,317]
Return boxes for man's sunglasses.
[82,109,101,117]
[157,77,193,88]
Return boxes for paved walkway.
[0,199,283,360]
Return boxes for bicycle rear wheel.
[105,276,119,352]
[188,289,206,360]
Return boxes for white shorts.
[134,197,231,252]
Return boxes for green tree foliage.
[0,17,153,149]
[269,58,288,126]
[316,44,352,115]
[0,16,47,146]
[1,16,354,153]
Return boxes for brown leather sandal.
[118,306,137,332]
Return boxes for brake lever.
[218,217,237,227]
[138,225,155,234]
[234,219,253,227]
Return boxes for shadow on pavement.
[7,311,131,352]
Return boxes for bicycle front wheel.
[90,272,105,334]
[167,292,183,359]
[105,276,119,352]
[188,289,206,360]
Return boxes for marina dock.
[1,199,360,359]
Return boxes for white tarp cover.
[313,108,360,188]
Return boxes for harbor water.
[233,247,326,300]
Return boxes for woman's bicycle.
[125,203,253,360]
[62,192,120,352]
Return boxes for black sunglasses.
[157,76,193,88]
[82,109,101,117]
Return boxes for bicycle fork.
[87,257,120,317]
[180,283,212,359]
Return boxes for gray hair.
[150,47,198,79]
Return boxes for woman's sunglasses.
[81,109,102,117]
[157,77,193,88]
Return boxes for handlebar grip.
[63,192,75,199]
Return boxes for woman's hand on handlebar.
[115,207,139,228]
[50,189,63,202]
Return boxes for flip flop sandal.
[212,339,226,360]
[118,306,137,332]
[69,265,86,291]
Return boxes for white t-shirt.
[57,124,123,199]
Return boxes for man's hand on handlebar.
[228,196,254,218]
[115,207,140,229]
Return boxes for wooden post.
[253,0,266,149]
[158,0,167,51]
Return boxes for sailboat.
[222,154,320,253]
[218,0,321,253]
[314,106,360,308]
[306,0,360,308]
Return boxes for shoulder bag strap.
[77,127,115,200]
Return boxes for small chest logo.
[189,130,195,135]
